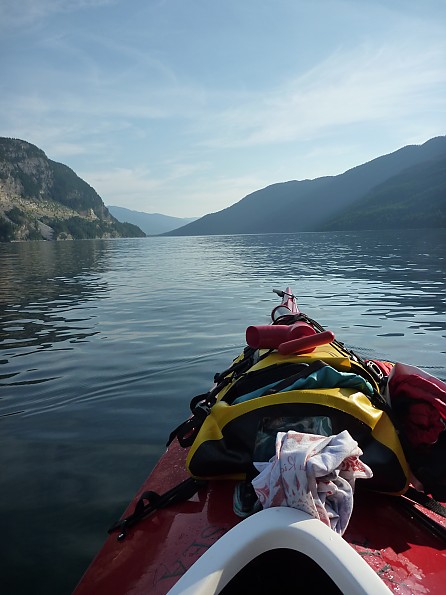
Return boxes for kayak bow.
[74,288,446,595]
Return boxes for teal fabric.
[232,365,374,404]
[232,380,283,403]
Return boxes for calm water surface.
[1,230,445,594]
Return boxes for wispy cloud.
[84,161,269,217]
[0,0,117,29]
[86,166,162,202]
[5,3,444,152]
[196,41,446,149]
[1,0,445,216]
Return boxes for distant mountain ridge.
[0,137,145,242]
[164,136,446,235]
[321,155,446,230]
[108,205,196,235]
[2,135,445,242]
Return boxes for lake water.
[1,229,445,595]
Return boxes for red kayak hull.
[74,439,446,595]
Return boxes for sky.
[1,0,445,218]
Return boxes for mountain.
[164,136,446,236]
[108,205,197,235]
[321,155,446,230]
[0,138,146,242]
[3,135,444,242]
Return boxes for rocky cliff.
[0,138,145,242]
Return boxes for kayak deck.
[74,438,446,594]
[74,442,238,595]
[73,290,446,594]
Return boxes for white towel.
[251,430,373,535]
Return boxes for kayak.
[73,288,446,595]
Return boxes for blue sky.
[1,0,445,217]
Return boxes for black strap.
[396,492,446,542]
[108,477,207,541]
[265,360,327,394]
[404,486,446,518]
[272,313,305,326]
[300,312,396,417]
[213,346,258,384]
[167,347,262,447]
[167,401,213,447]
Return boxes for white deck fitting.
[168,507,392,595]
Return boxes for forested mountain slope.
[321,156,446,230]
[164,136,446,236]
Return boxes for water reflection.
[220,230,446,334]
[0,241,108,386]
[0,241,110,370]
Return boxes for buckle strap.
[167,349,258,448]
[108,477,207,541]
